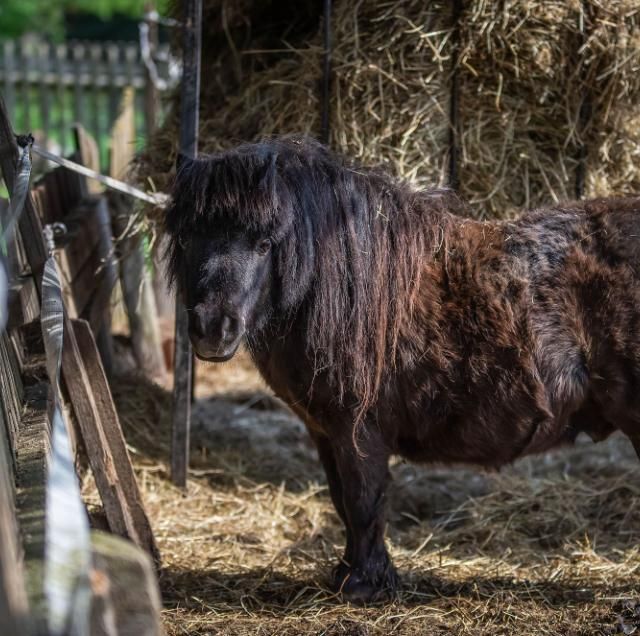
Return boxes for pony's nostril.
[191,304,212,340]
[220,314,232,339]
[193,312,206,338]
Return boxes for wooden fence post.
[107,90,166,380]
[171,0,202,488]
[0,98,48,292]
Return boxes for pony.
[165,136,640,603]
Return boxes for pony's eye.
[178,235,188,249]
[256,238,271,256]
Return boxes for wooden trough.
[0,96,163,634]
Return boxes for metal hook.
[43,222,67,255]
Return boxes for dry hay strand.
[457,0,640,217]
[82,363,640,635]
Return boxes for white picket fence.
[0,33,178,169]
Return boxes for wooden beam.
[0,97,47,294]
[0,331,24,462]
[171,0,202,487]
[14,381,49,625]
[0,381,30,635]
[7,277,39,331]
[110,194,166,380]
[62,318,159,564]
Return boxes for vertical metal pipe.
[171,0,202,488]
[321,0,332,145]
[575,0,591,200]
[448,0,463,191]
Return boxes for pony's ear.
[255,151,279,208]
[256,151,278,190]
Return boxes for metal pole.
[143,3,160,140]
[448,0,463,191]
[320,0,332,145]
[171,0,202,487]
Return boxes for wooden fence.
[0,34,175,171]
[0,96,162,634]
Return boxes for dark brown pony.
[165,136,640,603]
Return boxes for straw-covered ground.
[84,349,640,635]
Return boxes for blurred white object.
[0,260,7,332]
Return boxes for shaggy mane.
[166,137,461,420]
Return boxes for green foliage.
[66,0,170,20]
[0,0,64,39]
[0,0,169,40]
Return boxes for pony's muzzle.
[188,303,244,362]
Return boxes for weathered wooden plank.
[110,194,165,379]
[0,97,48,293]
[61,318,159,562]
[0,331,24,461]
[1,40,16,117]
[107,88,164,379]
[72,319,159,564]
[90,531,163,636]
[83,198,117,336]
[60,315,139,545]
[14,380,50,625]
[39,42,52,148]
[7,277,39,331]
[143,13,159,140]
[0,384,29,635]
[72,44,87,126]
[54,200,111,304]
[0,196,28,280]
[0,456,29,635]
[72,123,101,200]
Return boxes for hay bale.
[136,0,453,212]
[582,2,640,197]
[329,0,453,187]
[457,1,583,217]
[138,0,640,222]
[457,0,640,217]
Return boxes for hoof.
[332,560,399,605]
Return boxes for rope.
[32,144,168,207]
[42,255,92,636]
[1,135,33,244]
[144,9,182,28]
[139,21,175,92]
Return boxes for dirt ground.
[94,347,640,635]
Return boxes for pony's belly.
[395,408,579,469]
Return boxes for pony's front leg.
[330,428,397,604]
[311,433,356,585]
